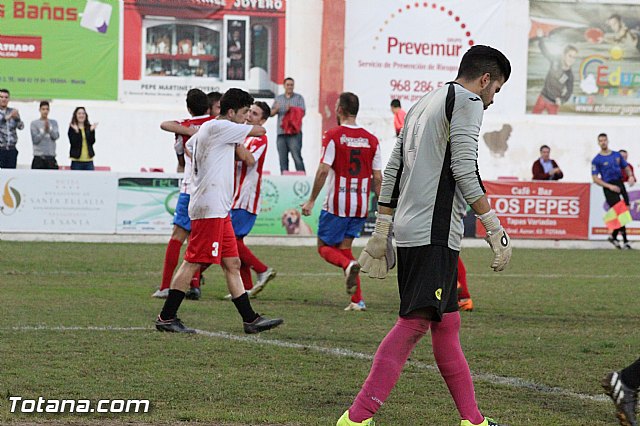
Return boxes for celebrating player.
[337,45,512,426]
[155,88,284,334]
[152,89,214,300]
[301,92,382,311]
[226,101,277,298]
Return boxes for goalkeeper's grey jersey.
[378,82,486,251]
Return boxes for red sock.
[190,268,201,289]
[236,238,267,274]
[341,248,362,303]
[349,316,430,422]
[318,245,351,269]
[161,238,183,291]
[431,312,483,424]
[457,257,471,300]
[240,262,253,290]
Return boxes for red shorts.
[185,216,239,264]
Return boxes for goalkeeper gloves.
[359,213,395,279]
[477,209,512,272]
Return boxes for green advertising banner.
[117,177,179,234]
[114,175,326,236]
[252,175,324,236]
[0,0,119,100]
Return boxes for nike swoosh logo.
[469,97,481,102]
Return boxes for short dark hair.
[220,88,254,116]
[456,45,511,83]
[608,14,622,23]
[598,133,608,139]
[338,92,359,117]
[39,100,50,109]
[207,91,223,109]
[619,149,628,154]
[390,99,401,108]
[283,77,294,84]
[540,145,550,152]
[186,89,209,116]
[254,101,271,120]
[0,88,9,96]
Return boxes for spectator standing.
[390,99,407,136]
[301,92,382,312]
[619,149,636,183]
[532,29,577,115]
[30,101,59,169]
[592,133,636,249]
[531,145,563,180]
[270,77,306,174]
[0,89,24,168]
[68,107,97,171]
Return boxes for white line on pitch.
[4,270,639,280]
[7,325,608,403]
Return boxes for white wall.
[10,0,640,180]
[10,0,325,175]
[351,0,640,183]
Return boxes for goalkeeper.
[337,45,512,426]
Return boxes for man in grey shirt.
[0,88,24,169]
[30,101,60,169]
[270,77,306,173]
[337,46,512,426]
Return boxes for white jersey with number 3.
[186,119,253,219]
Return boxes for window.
[251,23,270,74]
[145,22,221,78]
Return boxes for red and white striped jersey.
[320,124,381,218]
[174,114,215,194]
[232,135,268,214]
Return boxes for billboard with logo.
[478,180,591,240]
[251,175,324,235]
[588,183,640,239]
[116,177,180,234]
[0,0,119,100]
[0,170,117,233]
[527,1,640,116]
[343,0,508,113]
[114,174,325,235]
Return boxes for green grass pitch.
[1,241,637,425]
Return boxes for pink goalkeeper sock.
[431,311,483,424]
[349,316,430,422]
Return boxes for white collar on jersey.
[340,124,361,129]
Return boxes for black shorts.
[603,180,629,208]
[397,244,459,321]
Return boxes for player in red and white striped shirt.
[152,89,214,300]
[229,102,277,298]
[301,92,382,311]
